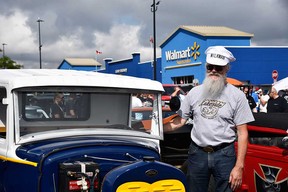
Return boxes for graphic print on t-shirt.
[199,99,226,119]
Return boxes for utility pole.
[151,0,160,80]
[2,43,7,57]
[37,18,44,69]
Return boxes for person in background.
[132,93,143,108]
[251,87,260,111]
[243,86,257,113]
[65,93,78,118]
[50,93,65,118]
[257,89,270,113]
[171,86,186,102]
[164,46,254,192]
[139,93,153,107]
[267,87,288,113]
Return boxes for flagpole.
[150,36,153,68]
[95,50,102,72]
[95,53,98,72]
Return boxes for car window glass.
[0,87,7,139]
[16,88,162,140]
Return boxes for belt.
[192,141,234,153]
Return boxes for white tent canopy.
[273,77,288,92]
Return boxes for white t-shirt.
[178,83,255,146]
[259,95,270,113]
[132,96,143,108]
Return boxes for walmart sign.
[165,42,200,64]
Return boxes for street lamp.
[2,43,7,57]
[37,18,44,69]
[151,0,160,80]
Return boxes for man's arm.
[229,123,248,191]
[171,87,180,97]
[163,115,187,132]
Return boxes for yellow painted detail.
[0,127,6,132]
[0,155,38,167]
[117,182,150,192]
[116,179,185,192]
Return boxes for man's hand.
[163,115,186,132]
[229,124,248,191]
[229,166,243,191]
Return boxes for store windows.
[172,75,194,85]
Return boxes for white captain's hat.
[205,46,236,66]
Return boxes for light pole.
[2,43,7,57]
[151,0,160,80]
[37,18,44,69]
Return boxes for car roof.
[0,69,164,92]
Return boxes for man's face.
[206,64,227,81]
[269,88,276,97]
[202,63,228,99]
[243,87,249,95]
[55,94,64,104]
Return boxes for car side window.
[0,87,7,139]
[249,131,286,149]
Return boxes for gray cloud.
[0,0,287,69]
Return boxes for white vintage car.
[0,69,187,192]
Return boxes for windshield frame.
[14,87,163,144]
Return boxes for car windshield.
[16,87,162,142]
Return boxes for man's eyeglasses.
[206,64,225,72]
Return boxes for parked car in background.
[0,69,187,192]
[24,105,49,119]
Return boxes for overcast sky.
[0,0,287,69]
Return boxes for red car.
[238,113,288,192]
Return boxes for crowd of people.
[242,86,288,113]
[132,93,154,108]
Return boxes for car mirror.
[169,96,181,112]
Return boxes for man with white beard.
[164,46,254,192]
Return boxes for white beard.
[202,73,226,99]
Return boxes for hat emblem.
[210,53,225,60]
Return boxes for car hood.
[16,136,159,163]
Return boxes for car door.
[242,124,288,192]
[0,87,8,188]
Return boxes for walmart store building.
[59,26,288,85]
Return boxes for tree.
[0,56,23,69]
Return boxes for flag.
[149,36,154,44]
[96,50,102,54]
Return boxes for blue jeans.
[187,141,236,192]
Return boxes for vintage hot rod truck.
[0,69,187,192]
